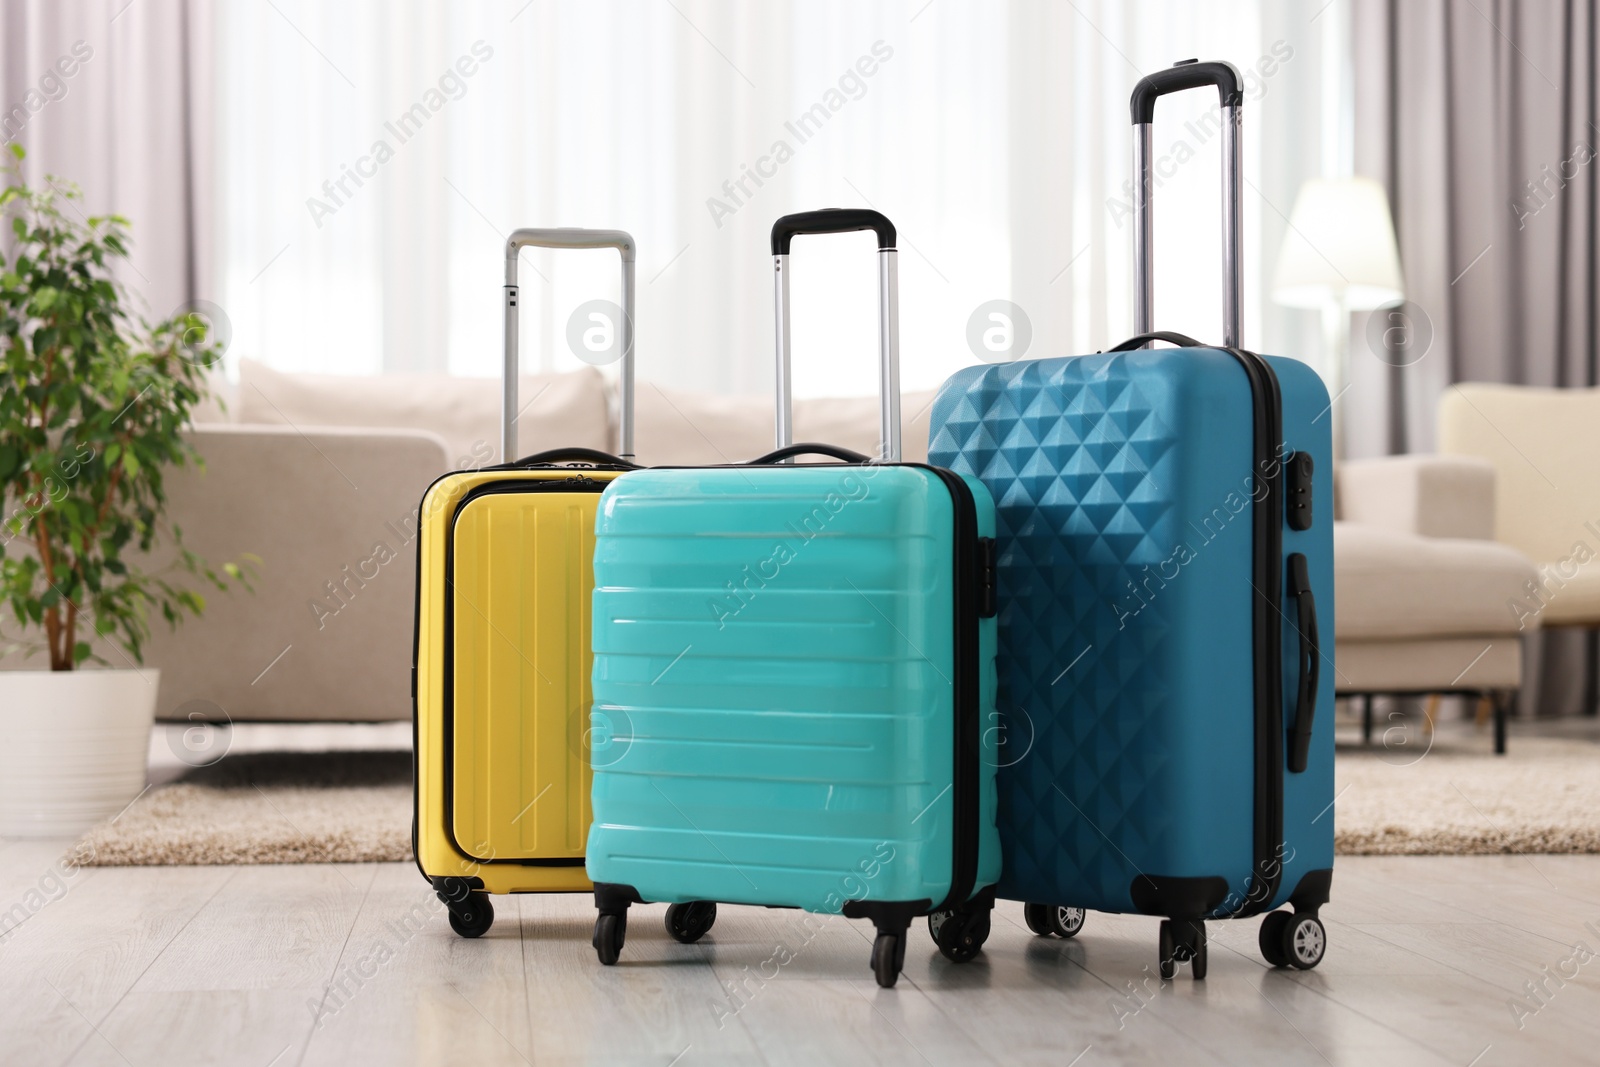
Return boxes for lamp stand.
[1320,293,1349,459]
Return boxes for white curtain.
[214,0,1333,398]
[1,0,213,327]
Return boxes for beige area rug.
[1333,736,1600,855]
[78,738,1600,865]
[80,751,411,866]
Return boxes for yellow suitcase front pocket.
[449,486,598,862]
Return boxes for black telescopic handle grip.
[749,442,872,465]
[771,209,897,255]
[1129,59,1243,124]
[1108,331,1206,352]
[1286,553,1320,775]
[507,446,639,469]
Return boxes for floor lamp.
[1271,177,1404,457]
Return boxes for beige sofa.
[81,360,934,722]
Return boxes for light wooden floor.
[2,840,1599,1066]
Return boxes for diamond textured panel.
[931,355,1183,912]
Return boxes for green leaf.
[121,451,140,478]
[73,641,90,664]
[8,143,22,160]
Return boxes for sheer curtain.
[216,0,1333,399]
[1,0,213,325]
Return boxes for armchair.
[1440,384,1600,714]
[1334,454,1539,753]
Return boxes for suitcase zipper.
[1217,347,1285,918]
[908,464,986,913]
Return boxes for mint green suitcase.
[585,211,1001,988]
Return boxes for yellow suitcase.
[413,229,636,937]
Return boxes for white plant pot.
[0,668,159,838]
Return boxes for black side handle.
[1130,59,1243,124]
[506,446,639,470]
[771,209,897,255]
[1108,330,1206,352]
[749,442,872,465]
[1286,552,1320,774]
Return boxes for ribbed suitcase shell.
[414,468,624,895]
[586,464,1001,911]
[929,348,1334,916]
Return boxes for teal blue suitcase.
[928,62,1335,979]
[585,211,1002,988]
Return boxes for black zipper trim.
[430,475,607,868]
[904,463,984,914]
[1214,347,1285,919]
[411,465,468,886]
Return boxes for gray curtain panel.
[0,0,214,321]
[1351,0,1598,716]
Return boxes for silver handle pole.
[1220,103,1243,349]
[773,254,793,452]
[877,249,901,463]
[1132,122,1155,346]
[617,255,636,459]
[502,228,636,463]
[502,285,520,462]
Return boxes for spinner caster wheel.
[592,911,628,966]
[1023,903,1053,936]
[1048,906,1086,939]
[871,931,907,988]
[447,893,494,938]
[1159,919,1207,980]
[1284,912,1326,970]
[927,906,990,963]
[665,901,718,944]
[1259,911,1292,968]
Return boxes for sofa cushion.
[236,359,611,467]
[1334,521,1538,640]
[1335,636,1523,691]
[633,381,934,466]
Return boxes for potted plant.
[0,145,250,836]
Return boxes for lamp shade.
[1272,177,1404,310]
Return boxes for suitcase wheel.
[447,893,494,939]
[593,911,627,966]
[870,931,906,988]
[1023,903,1086,938]
[1158,919,1207,980]
[1260,910,1325,970]
[664,901,718,944]
[927,906,991,964]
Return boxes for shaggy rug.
[1332,736,1600,855]
[78,738,1600,865]
[80,751,411,866]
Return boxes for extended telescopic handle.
[503,228,636,463]
[1130,59,1244,349]
[771,209,901,462]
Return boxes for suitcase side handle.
[771,210,901,464]
[1129,59,1244,349]
[1107,330,1205,352]
[748,442,871,466]
[1285,552,1320,774]
[503,228,637,464]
